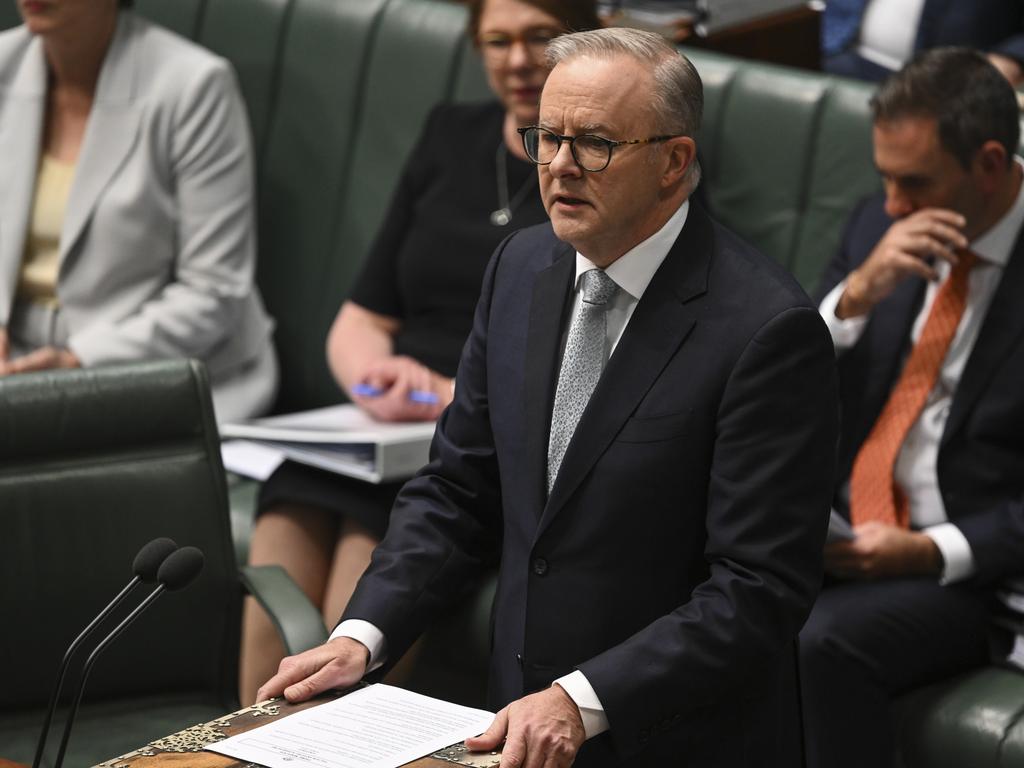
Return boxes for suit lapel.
[522,240,575,522]
[537,205,712,538]
[0,34,46,324]
[60,13,141,268]
[943,232,1024,446]
[914,0,946,50]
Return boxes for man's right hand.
[255,636,369,704]
[837,208,967,319]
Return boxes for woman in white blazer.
[0,0,277,421]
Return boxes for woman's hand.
[0,341,80,376]
[351,355,453,422]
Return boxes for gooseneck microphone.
[32,537,178,768]
[52,546,205,768]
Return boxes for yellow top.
[17,154,76,306]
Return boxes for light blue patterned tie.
[547,269,618,493]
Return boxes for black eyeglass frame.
[517,126,684,172]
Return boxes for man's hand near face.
[255,636,369,704]
[987,52,1024,89]
[837,208,968,319]
[825,521,943,580]
[466,684,586,768]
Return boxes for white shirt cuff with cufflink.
[923,523,976,584]
[820,279,869,350]
[554,670,610,739]
[332,619,387,673]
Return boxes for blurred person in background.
[0,0,277,422]
[823,0,1024,87]
[803,48,1024,767]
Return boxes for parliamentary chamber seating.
[3,0,1024,764]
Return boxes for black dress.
[258,101,549,537]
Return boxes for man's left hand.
[3,346,81,375]
[825,521,942,580]
[465,685,586,768]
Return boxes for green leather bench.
[2,2,1022,765]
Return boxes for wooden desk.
[686,3,822,71]
[94,694,499,768]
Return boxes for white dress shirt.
[332,199,691,741]
[856,0,927,72]
[820,160,1024,583]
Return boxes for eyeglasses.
[478,28,561,61]
[518,126,683,172]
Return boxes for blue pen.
[408,389,440,405]
[352,383,384,397]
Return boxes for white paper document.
[221,439,286,481]
[208,684,495,768]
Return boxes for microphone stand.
[31,576,142,768]
[51,586,168,768]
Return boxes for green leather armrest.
[240,564,329,656]
[227,473,261,565]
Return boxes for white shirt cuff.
[330,619,387,672]
[819,279,869,350]
[553,670,610,739]
[923,523,976,584]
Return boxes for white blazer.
[0,12,276,415]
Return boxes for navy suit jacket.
[344,202,839,766]
[824,0,1024,81]
[815,195,1024,585]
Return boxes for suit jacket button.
[516,652,523,666]
[532,558,548,576]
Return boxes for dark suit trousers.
[799,579,992,768]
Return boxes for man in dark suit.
[802,48,1024,768]
[823,0,1024,85]
[259,27,838,768]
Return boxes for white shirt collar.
[970,156,1024,268]
[573,200,690,299]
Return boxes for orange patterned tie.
[849,250,978,528]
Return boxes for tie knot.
[581,269,617,306]
[955,249,979,274]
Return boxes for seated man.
[823,0,1024,86]
[258,26,839,768]
[803,47,1024,768]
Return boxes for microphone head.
[156,546,205,591]
[132,537,178,583]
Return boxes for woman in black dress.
[240,0,601,703]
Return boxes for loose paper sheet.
[827,509,855,543]
[221,439,285,481]
[208,684,495,768]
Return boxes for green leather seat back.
[452,36,492,102]
[892,667,1024,768]
[0,360,239,765]
[0,3,19,30]
[685,48,880,290]
[197,0,293,159]
[314,0,471,409]
[134,0,206,38]
[254,0,391,411]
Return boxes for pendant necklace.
[490,142,537,226]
